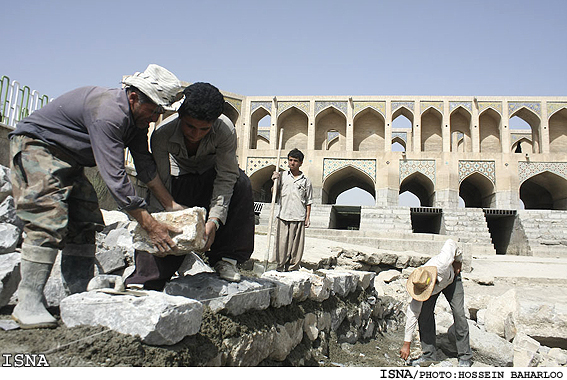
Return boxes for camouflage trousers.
[9,135,104,254]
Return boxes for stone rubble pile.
[0,163,566,366]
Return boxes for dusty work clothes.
[9,86,157,211]
[275,170,313,271]
[404,239,472,362]
[126,113,254,290]
[9,135,104,256]
[125,167,255,290]
[149,113,239,223]
[275,218,305,271]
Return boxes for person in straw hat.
[399,239,473,367]
[9,64,184,329]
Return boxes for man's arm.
[400,299,422,360]
[146,175,184,212]
[126,207,181,256]
[305,204,311,228]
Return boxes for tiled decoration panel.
[323,158,376,182]
[450,101,472,113]
[353,101,386,118]
[250,101,272,114]
[391,101,415,114]
[246,157,288,176]
[399,160,436,184]
[315,101,348,116]
[277,101,310,116]
[420,101,444,114]
[478,101,502,115]
[518,161,567,184]
[547,102,567,118]
[508,102,541,117]
[459,160,496,185]
[225,97,242,114]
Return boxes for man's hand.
[399,341,411,360]
[271,171,280,181]
[305,217,310,228]
[203,219,219,251]
[127,208,182,256]
[147,220,182,256]
[165,201,186,212]
[452,260,462,275]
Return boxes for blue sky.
[3,0,567,99]
[3,0,566,206]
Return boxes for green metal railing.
[0,75,50,127]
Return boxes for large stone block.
[130,208,207,255]
[317,269,357,297]
[0,251,20,307]
[164,273,271,315]
[60,290,203,346]
[0,223,20,254]
[259,272,294,307]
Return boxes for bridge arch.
[479,108,502,153]
[353,107,385,152]
[450,106,472,152]
[277,106,309,151]
[399,171,435,207]
[322,165,375,205]
[223,102,239,126]
[459,172,495,208]
[548,107,567,153]
[249,106,271,149]
[248,164,278,203]
[520,171,567,210]
[421,107,443,152]
[509,106,541,153]
[315,107,346,151]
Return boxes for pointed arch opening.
[450,106,472,152]
[248,165,276,203]
[459,172,495,208]
[315,107,346,151]
[249,106,271,149]
[399,171,435,207]
[479,108,502,153]
[548,107,567,153]
[520,171,567,210]
[421,107,443,152]
[277,106,309,151]
[509,108,541,153]
[322,165,375,205]
[223,102,239,126]
[353,107,385,151]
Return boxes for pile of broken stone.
[0,164,401,365]
[1,163,567,367]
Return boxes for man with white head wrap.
[9,64,184,329]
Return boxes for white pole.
[264,128,283,270]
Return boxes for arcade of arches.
[218,95,567,211]
[207,94,567,256]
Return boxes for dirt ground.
[0,288,407,367]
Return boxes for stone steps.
[517,210,567,257]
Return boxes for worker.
[9,64,184,329]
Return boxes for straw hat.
[406,266,437,301]
[122,64,183,107]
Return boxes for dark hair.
[126,86,152,104]
[177,82,224,122]
[288,148,304,162]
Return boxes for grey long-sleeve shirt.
[10,86,156,210]
[150,113,239,224]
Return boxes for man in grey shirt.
[9,64,184,329]
[271,148,313,271]
[125,82,255,288]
